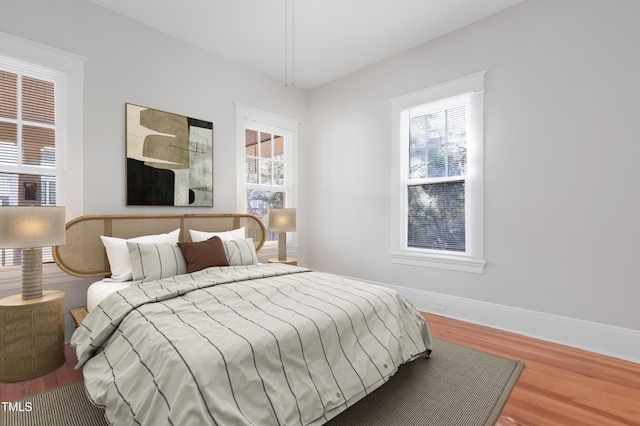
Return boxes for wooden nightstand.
[70,306,89,327]
[268,258,298,266]
[0,290,65,382]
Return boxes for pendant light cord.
[284,0,295,87]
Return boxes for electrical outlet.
[433,300,447,311]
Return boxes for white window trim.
[390,71,486,273]
[0,32,85,287]
[235,103,299,258]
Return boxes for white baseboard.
[350,276,640,364]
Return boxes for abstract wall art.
[125,104,213,206]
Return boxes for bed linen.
[86,279,133,312]
[72,264,432,426]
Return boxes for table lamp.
[0,206,66,300]
[267,208,296,261]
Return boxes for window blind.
[406,95,470,253]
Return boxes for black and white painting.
[126,103,213,206]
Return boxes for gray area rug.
[2,338,523,426]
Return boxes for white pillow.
[100,229,180,281]
[222,238,259,266]
[127,241,187,282]
[190,227,245,242]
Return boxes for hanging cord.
[284,0,288,87]
[284,0,295,87]
[291,0,295,86]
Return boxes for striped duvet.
[72,264,432,426]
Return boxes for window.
[0,32,84,271]
[0,65,57,266]
[236,104,298,247]
[245,129,286,235]
[390,72,485,273]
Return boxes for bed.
[54,213,433,426]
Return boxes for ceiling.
[89,0,524,89]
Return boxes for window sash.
[408,104,468,180]
[401,96,472,255]
[245,129,285,187]
[244,127,289,233]
[406,180,466,252]
[245,187,285,242]
[404,97,470,255]
[0,69,60,173]
[243,123,292,242]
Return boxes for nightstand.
[0,290,65,383]
[70,306,89,327]
[268,258,298,266]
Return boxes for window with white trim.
[0,32,84,271]
[236,104,298,247]
[390,72,485,273]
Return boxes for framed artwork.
[126,104,213,206]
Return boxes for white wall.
[2,0,307,215]
[2,0,639,360]
[0,0,306,338]
[303,0,640,355]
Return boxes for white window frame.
[235,103,298,258]
[0,32,85,288]
[390,71,486,273]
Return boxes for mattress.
[86,279,133,312]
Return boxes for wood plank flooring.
[1,313,639,425]
[0,344,83,403]
[423,313,640,426]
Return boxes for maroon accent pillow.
[178,236,229,273]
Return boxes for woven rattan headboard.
[52,213,266,278]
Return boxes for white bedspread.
[72,264,432,426]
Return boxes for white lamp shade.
[267,208,297,232]
[0,206,66,249]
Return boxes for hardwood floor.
[0,344,83,403]
[1,313,639,425]
[423,313,640,426]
